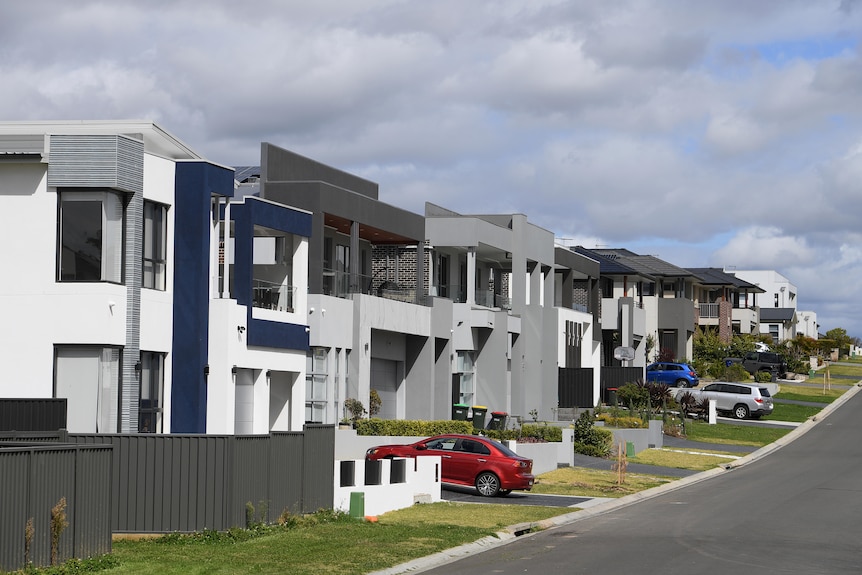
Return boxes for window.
[306,348,328,423]
[143,201,167,290]
[58,190,124,282]
[138,352,165,433]
[769,324,779,344]
[54,346,120,433]
[456,351,475,405]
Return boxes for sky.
[2,0,861,338]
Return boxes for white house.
[0,121,310,434]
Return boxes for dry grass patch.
[629,448,738,471]
[531,467,676,498]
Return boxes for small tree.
[50,497,68,566]
[343,398,367,423]
[369,389,382,417]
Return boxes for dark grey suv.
[686,382,774,419]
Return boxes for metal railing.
[253,279,295,312]
[698,302,720,318]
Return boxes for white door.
[234,369,254,434]
[370,358,398,420]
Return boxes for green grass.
[683,420,791,446]
[774,384,842,403]
[808,364,862,380]
[531,466,677,497]
[762,402,822,422]
[628,448,739,471]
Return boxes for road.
[415,385,862,575]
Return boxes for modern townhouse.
[728,269,798,344]
[688,267,765,342]
[247,144,603,424]
[0,121,311,434]
[424,205,601,422]
[578,248,697,363]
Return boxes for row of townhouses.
[0,121,815,435]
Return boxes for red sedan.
[366,434,534,497]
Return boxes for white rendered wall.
[0,162,127,396]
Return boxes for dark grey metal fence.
[67,425,335,533]
[600,366,644,402]
[0,398,67,432]
[0,442,113,572]
[558,367,595,407]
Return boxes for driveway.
[441,484,592,508]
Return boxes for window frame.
[57,189,126,284]
[142,200,168,291]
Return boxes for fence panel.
[0,443,112,572]
[300,425,335,513]
[0,399,67,432]
[558,367,595,408]
[600,367,644,392]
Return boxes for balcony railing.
[252,279,295,312]
[323,269,428,305]
[698,302,719,318]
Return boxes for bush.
[520,423,562,442]
[572,411,613,457]
[354,418,473,436]
[755,370,774,382]
[616,382,650,410]
[595,413,647,428]
[723,363,752,382]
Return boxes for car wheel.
[733,404,750,420]
[497,489,512,497]
[675,379,687,388]
[475,472,501,497]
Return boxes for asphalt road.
[414,384,862,575]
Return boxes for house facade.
[0,122,310,434]
[729,269,798,344]
[688,268,765,342]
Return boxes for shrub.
[520,423,562,442]
[572,411,613,457]
[595,413,647,428]
[616,382,650,410]
[354,418,473,436]
[755,370,774,383]
[723,363,752,382]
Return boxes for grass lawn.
[531,466,676,497]
[762,402,822,422]
[774,384,842,403]
[628,448,739,471]
[683,420,791,446]
[52,505,575,575]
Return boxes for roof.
[688,267,765,292]
[570,246,649,277]
[759,308,796,322]
[0,120,203,160]
[591,248,691,278]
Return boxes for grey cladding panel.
[48,134,144,193]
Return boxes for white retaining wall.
[333,456,442,517]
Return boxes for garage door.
[370,358,398,420]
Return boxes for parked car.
[724,352,788,380]
[684,382,774,419]
[646,362,700,387]
[365,434,534,497]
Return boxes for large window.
[138,352,165,433]
[143,201,167,290]
[58,190,124,283]
[54,346,120,433]
[306,348,328,423]
[456,351,475,405]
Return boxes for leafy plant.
[369,389,382,417]
[343,398,367,423]
[616,381,650,410]
[572,410,613,457]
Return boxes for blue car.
[646,362,699,388]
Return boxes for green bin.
[452,403,469,421]
[488,411,508,430]
[471,406,488,430]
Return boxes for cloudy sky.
[2,1,861,337]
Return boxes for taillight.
[754,398,763,404]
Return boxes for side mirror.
[414,444,427,451]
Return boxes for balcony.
[432,284,511,310]
[323,269,427,305]
[698,302,720,319]
[252,279,295,312]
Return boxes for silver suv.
[686,382,774,419]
